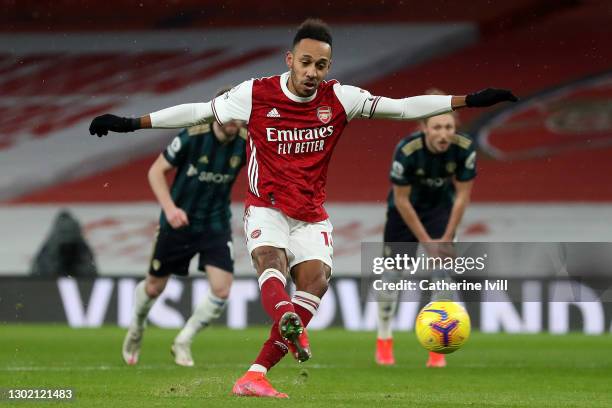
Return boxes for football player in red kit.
[89,19,517,398]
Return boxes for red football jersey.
[212,72,373,222]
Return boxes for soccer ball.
[415,300,471,354]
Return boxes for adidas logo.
[186,164,198,177]
[266,108,281,118]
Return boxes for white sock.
[175,290,227,344]
[377,298,397,339]
[248,364,267,374]
[132,280,156,329]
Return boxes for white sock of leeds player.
[132,280,156,329]
[377,297,398,339]
[175,290,227,344]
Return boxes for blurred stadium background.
[1,0,612,334]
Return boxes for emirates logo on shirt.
[317,106,332,124]
[265,125,334,154]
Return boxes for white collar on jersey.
[280,71,318,103]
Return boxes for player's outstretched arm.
[359,88,517,121]
[89,80,253,137]
[88,103,215,137]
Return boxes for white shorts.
[243,206,334,271]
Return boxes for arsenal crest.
[317,106,332,124]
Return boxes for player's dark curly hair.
[293,18,332,48]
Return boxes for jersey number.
[321,231,333,247]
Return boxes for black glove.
[89,114,140,137]
[465,88,518,108]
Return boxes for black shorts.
[384,204,452,256]
[148,228,234,277]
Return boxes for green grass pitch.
[1,324,611,407]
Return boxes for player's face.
[286,38,332,97]
[220,120,241,141]
[422,114,456,154]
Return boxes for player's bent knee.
[251,246,287,275]
[145,275,168,298]
[205,266,233,299]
